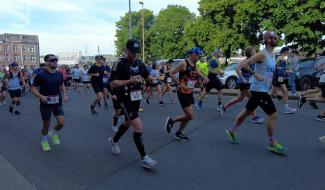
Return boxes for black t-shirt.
[32,70,63,106]
[88,64,104,85]
[110,57,149,99]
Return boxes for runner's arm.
[169,61,186,86]
[237,53,264,80]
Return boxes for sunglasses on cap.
[49,58,58,63]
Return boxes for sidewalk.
[0,154,36,190]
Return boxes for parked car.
[219,63,239,89]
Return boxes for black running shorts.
[177,92,194,109]
[246,91,277,115]
[40,104,64,121]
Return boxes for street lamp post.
[139,1,145,62]
[128,0,132,39]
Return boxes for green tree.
[148,5,195,60]
[115,9,155,58]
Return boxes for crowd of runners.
[0,31,325,170]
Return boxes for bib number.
[47,95,59,104]
[130,90,142,101]
[278,76,284,83]
[187,80,197,89]
[167,77,172,83]
[103,77,108,83]
[266,73,273,87]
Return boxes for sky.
[0,0,199,56]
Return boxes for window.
[13,45,18,52]
[5,45,9,52]
[30,55,36,62]
[5,55,10,62]
[23,55,27,62]
[14,55,19,62]
[0,55,2,62]
[30,46,35,52]
[22,46,27,52]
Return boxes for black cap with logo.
[126,39,141,53]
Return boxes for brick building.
[0,33,40,69]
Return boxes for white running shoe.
[108,137,120,155]
[142,155,157,169]
[111,126,119,133]
[284,107,297,114]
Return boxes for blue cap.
[187,47,203,56]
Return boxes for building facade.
[57,51,82,66]
[0,33,40,69]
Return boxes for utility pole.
[139,1,145,62]
[128,0,132,39]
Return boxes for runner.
[196,49,224,112]
[71,64,82,93]
[7,62,25,115]
[145,63,164,105]
[221,47,264,124]
[0,69,8,105]
[269,47,296,114]
[161,59,176,104]
[164,47,209,141]
[298,60,325,121]
[31,54,68,152]
[225,31,288,155]
[88,56,105,114]
[196,57,209,92]
[108,39,157,169]
[111,86,124,133]
[81,64,91,92]
[103,61,111,109]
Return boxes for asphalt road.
[0,89,325,190]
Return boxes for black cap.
[126,39,141,53]
[10,62,18,67]
[95,55,105,60]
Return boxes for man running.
[71,64,82,93]
[164,47,209,141]
[221,47,264,123]
[108,39,157,169]
[196,49,224,112]
[31,54,68,152]
[269,47,296,114]
[81,64,91,92]
[103,60,111,109]
[145,63,164,105]
[88,56,105,114]
[0,69,8,105]
[161,59,176,104]
[7,62,25,115]
[226,31,288,155]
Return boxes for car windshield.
[225,63,237,71]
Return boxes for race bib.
[103,77,108,83]
[130,90,142,101]
[186,80,197,89]
[153,80,158,84]
[266,73,273,87]
[278,76,284,83]
[249,77,253,83]
[167,77,172,83]
[47,95,60,104]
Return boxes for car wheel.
[299,77,312,91]
[226,77,237,89]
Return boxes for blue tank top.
[274,59,286,77]
[7,72,21,90]
[250,49,276,92]
[237,65,254,84]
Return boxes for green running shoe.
[268,141,288,155]
[41,141,51,152]
[226,129,239,144]
[49,132,61,145]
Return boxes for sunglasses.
[49,58,58,63]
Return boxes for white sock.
[42,135,48,142]
[49,130,57,135]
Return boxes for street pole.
[139,1,145,62]
[128,0,132,39]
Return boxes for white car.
[219,63,239,89]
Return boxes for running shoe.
[195,102,202,111]
[219,105,225,116]
[108,137,120,155]
[139,107,144,112]
[49,132,61,145]
[9,106,13,113]
[112,125,119,133]
[315,115,325,122]
[14,110,20,115]
[251,116,264,124]
[145,98,150,104]
[298,96,306,108]
[268,141,287,155]
[90,105,98,114]
[0,102,3,106]
[309,101,318,109]
[2,100,6,105]
[174,132,189,141]
[284,107,297,114]
[164,117,174,134]
[158,101,164,106]
[41,141,51,152]
[142,155,157,169]
[226,129,239,144]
